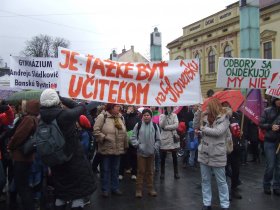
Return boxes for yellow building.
[167,0,280,97]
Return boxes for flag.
[239,89,264,125]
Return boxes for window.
[224,45,232,57]
[208,50,215,73]
[264,42,272,59]
[195,53,201,74]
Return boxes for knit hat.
[79,115,91,129]
[40,88,60,107]
[142,109,152,117]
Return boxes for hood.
[105,111,122,118]
[40,106,62,123]
[152,110,160,116]
[223,107,233,118]
[216,113,228,124]
[26,100,40,116]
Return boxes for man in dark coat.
[260,97,280,196]
[39,89,96,210]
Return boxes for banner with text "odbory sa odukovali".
[10,56,59,90]
[217,57,280,89]
[58,48,202,106]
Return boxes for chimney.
[131,45,134,53]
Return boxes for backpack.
[36,119,72,167]
[136,121,158,141]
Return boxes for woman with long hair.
[159,106,180,179]
[198,98,230,210]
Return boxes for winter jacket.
[152,110,160,124]
[130,121,161,157]
[193,109,202,130]
[8,100,39,162]
[259,97,280,143]
[159,113,179,150]
[40,97,96,200]
[0,105,14,127]
[93,111,128,155]
[198,113,230,167]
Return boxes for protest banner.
[266,87,280,99]
[217,57,280,89]
[58,48,202,106]
[10,56,58,90]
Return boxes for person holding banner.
[198,98,230,210]
[159,107,180,180]
[93,103,128,198]
[259,97,280,196]
[39,89,96,210]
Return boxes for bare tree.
[0,56,3,67]
[22,34,70,57]
[52,37,70,58]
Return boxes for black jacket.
[40,97,96,200]
[123,112,141,131]
[259,97,280,143]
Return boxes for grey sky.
[0,0,237,66]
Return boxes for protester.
[259,97,280,196]
[222,102,242,200]
[0,101,14,203]
[244,117,259,163]
[93,103,128,198]
[39,89,96,210]
[198,98,230,210]
[8,100,40,210]
[159,106,180,179]
[120,105,141,180]
[130,109,160,198]
[76,115,92,157]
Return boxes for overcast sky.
[0,0,237,66]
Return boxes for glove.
[0,105,9,113]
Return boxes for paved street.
[87,155,280,210]
[1,154,279,210]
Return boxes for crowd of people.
[0,88,279,210]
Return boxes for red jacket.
[0,106,14,160]
[0,106,14,126]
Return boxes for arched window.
[208,49,215,73]
[195,53,201,74]
[224,45,232,57]
[175,56,184,60]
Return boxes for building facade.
[167,0,280,97]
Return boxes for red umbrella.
[202,90,245,112]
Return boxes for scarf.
[113,117,123,130]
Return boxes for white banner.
[58,48,202,106]
[217,57,280,89]
[266,87,280,99]
[10,56,58,90]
